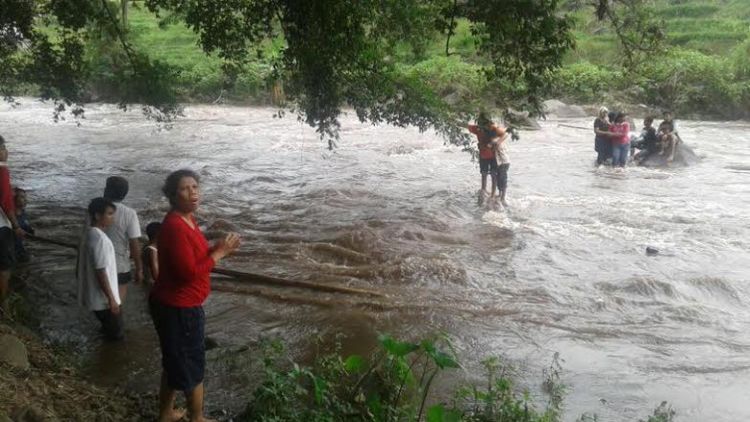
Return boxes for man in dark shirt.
[633,116,660,164]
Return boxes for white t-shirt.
[494,137,510,165]
[104,202,141,274]
[77,227,120,311]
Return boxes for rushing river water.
[2,100,749,421]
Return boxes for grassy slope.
[568,0,750,65]
[123,0,749,109]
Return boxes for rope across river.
[26,234,385,298]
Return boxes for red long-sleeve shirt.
[150,211,215,308]
[0,166,15,222]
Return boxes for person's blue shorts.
[149,299,205,392]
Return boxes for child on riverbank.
[77,197,123,341]
[142,222,161,284]
[13,187,34,263]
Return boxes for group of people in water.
[0,134,239,422]
[594,109,680,167]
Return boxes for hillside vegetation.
[97,1,750,118]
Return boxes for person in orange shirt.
[468,112,505,198]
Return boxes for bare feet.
[159,408,186,422]
[501,199,509,207]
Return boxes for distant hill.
[566,0,750,64]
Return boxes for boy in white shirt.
[77,197,123,341]
[102,176,143,303]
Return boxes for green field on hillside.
[107,1,750,117]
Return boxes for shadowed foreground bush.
[237,334,674,422]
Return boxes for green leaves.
[343,354,366,373]
[378,334,420,357]
[427,404,462,422]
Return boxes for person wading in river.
[490,122,510,207]
[0,136,27,315]
[13,187,35,263]
[468,112,504,198]
[609,112,631,168]
[593,107,612,166]
[149,169,240,422]
[102,176,143,303]
[77,197,123,341]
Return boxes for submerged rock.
[646,247,659,256]
[639,143,700,168]
[504,108,541,130]
[0,334,29,370]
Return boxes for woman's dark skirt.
[595,137,612,164]
[149,299,205,392]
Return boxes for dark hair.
[615,112,626,123]
[477,111,492,127]
[162,169,200,207]
[0,135,5,146]
[146,222,162,240]
[88,197,116,222]
[103,176,129,201]
[13,187,25,196]
[644,116,654,125]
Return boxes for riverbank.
[0,271,154,421]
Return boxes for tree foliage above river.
[1,0,671,144]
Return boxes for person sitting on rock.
[632,116,660,164]
[657,111,679,163]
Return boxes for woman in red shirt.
[609,112,631,168]
[150,169,240,422]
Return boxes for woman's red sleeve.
[0,168,15,218]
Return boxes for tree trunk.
[121,0,128,28]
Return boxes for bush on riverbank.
[239,334,673,422]
[545,47,750,119]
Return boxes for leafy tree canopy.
[0,0,662,145]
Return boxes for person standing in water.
[149,169,240,422]
[77,197,123,341]
[0,136,27,315]
[593,107,611,166]
[609,112,631,168]
[13,187,34,263]
[468,112,504,197]
[490,123,510,206]
[102,176,143,303]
